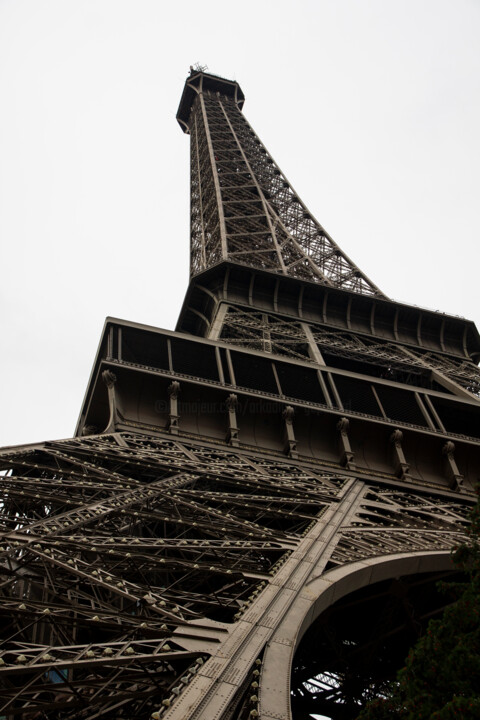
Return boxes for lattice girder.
[0,431,473,719]
[219,305,480,396]
[180,72,384,296]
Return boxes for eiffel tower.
[1,68,479,720]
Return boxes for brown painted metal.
[178,70,384,296]
[0,69,479,719]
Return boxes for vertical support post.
[101,369,119,433]
[327,373,343,410]
[209,303,229,341]
[117,327,123,362]
[199,94,229,260]
[282,405,298,459]
[107,326,114,360]
[442,441,463,491]
[337,417,355,470]
[225,393,239,447]
[167,381,181,435]
[302,323,326,365]
[390,429,410,479]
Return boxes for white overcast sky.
[1,0,479,448]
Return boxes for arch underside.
[260,552,457,720]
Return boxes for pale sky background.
[1,0,479,448]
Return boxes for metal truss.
[188,89,384,296]
[219,305,480,396]
[329,486,469,565]
[0,431,471,719]
[409,350,480,396]
[219,307,311,360]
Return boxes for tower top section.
[177,68,384,297]
[177,70,245,133]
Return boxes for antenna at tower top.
[189,62,208,74]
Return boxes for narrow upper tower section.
[177,69,385,297]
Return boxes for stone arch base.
[260,551,453,720]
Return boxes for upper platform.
[177,69,245,133]
[176,260,480,364]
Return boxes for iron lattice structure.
[1,69,480,720]
[179,72,384,296]
[217,305,480,396]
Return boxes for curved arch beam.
[259,551,453,720]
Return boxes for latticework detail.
[188,88,383,296]
[0,431,471,718]
[220,307,310,360]
[0,432,343,718]
[219,305,480,395]
[330,487,469,564]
